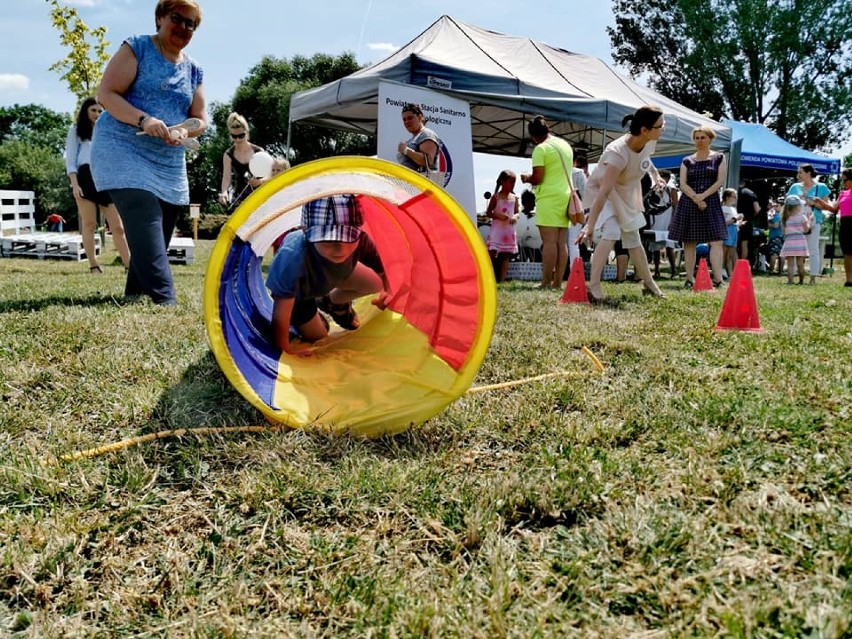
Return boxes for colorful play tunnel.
[203,157,496,437]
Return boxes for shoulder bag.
[552,141,585,225]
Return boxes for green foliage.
[187,52,374,216]
[0,141,73,217]
[229,52,373,162]
[45,0,111,103]
[0,103,69,154]
[608,0,852,151]
[0,104,74,219]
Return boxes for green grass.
[1,242,850,637]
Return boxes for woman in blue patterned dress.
[668,126,728,288]
[92,0,207,306]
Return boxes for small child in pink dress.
[779,194,812,285]
[485,170,519,282]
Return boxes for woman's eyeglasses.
[231,132,246,140]
[169,13,198,31]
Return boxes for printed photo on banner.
[377,81,476,219]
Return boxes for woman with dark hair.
[667,126,728,288]
[576,106,666,301]
[397,104,440,175]
[520,115,574,289]
[92,0,207,306]
[787,163,831,284]
[65,97,130,273]
[813,167,852,287]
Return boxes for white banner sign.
[377,81,476,220]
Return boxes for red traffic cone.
[693,258,714,291]
[716,259,763,332]
[559,257,589,305]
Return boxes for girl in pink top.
[485,170,520,282]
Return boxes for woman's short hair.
[722,188,738,200]
[402,103,424,118]
[621,106,664,135]
[527,115,550,139]
[691,126,717,141]
[227,112,249,132]
[156,0,202,27]
[798,163,817,177]
[842,168,852,182]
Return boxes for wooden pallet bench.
[0,233,100,261]
[167,237,195,264]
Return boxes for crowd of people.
[47,0,848,321]
[485,112,849,297]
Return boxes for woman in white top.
[65,97,130,273]
[576,106,666,301]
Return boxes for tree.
[46,0,111,102]
[187,52,373,218]
[608,0,852,151]
[0,105,74,219]
[229,52,373,162]
[0,104,69,154]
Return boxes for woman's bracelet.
[137,114,150,130]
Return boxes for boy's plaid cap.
[301,195,363,243]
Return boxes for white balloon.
[249,151,274,179]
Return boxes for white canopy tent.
[288,15,731,160]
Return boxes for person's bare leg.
[76,198,100,271]
[709,241,725,284]
[103,203,130,267]
[615,253,628,282]
[683,242,697,285]
[296,312,329,342]
[553,227,569,288]
[629,246,662,295]
[538,226,559,288]
[328,262,383,304]
[498,254,510,283]
[739,238,749,261]
[666,247,678,278]
[588,238,615,299]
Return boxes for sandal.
[683,280,694,290]
[89,265,103,274]
[586,286,605,304]
[318,295,360,330]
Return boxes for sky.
[1,1,846,211]
[1,0,623,210]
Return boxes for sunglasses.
[230,132,246,140]
[169,12,198,31]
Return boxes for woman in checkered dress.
[668,126,728,288]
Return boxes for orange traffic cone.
[716,259,763,332]
[693,258,714,291]
[559,257,589,305]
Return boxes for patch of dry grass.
[1,246,850,637]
